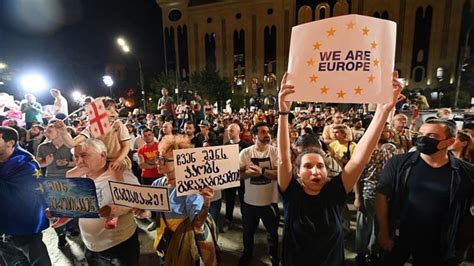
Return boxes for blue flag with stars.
[0,147,49,235]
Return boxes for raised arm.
[277,73,295,192]
[54,121,86,147]
[341,71,403,193]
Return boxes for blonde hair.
[158,135,192,155]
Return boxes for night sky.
[0,0,164,105]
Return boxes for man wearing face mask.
[375,119,474,265]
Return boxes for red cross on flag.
[86,99,111,138]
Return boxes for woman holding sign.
[152,135,217,266]
[277,72,403,265]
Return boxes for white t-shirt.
[79,170,139,252]
[54,95,69,115]
[239,145,278,206]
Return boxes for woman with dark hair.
[277,72,403,265]
[240,119,254,145]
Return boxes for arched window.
[205,33,217,68]
[233,29,245,91]
[413,66,425,82]
[315,3,331,20]
[297,5,312,24]
[177,25,189,80]
[264,25,277,89]
[411,6,432,83]
[165,27,176,72]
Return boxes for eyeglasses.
[156,156,174,165]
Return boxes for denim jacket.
[377,151,474,260]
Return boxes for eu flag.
[0,147,49,235]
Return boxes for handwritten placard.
[109,181,171,211]
[287,14,397,104]
[39,177,99,218]
[173,145,240,196]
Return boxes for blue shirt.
[0,147,49,235]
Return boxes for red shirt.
[137,142,161,178]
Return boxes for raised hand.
[200,187,214,205]
[380,71,405,113]
[278,72,295,113]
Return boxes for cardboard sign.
[173,145,240,196]
[109,181,171,211]
[39,177,99,218]
[287,14,397,104]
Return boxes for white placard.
[109,181,170,211]
[173,145,240,196]
[287,14,397,104]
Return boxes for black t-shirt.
[280,175,348,266]
[399,159,451,249]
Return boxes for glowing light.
[117,38,126,46]
[102,75,114,87]
[20,74,48,92]
[72,91,82,102]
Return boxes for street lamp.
[102,75,114,87]
[116,37,146,112]
[102,75,114,96]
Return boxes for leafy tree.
[148,71,178,112]
[229,93,247,112]
[190,64,232,109]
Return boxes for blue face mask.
[415,136,441,155]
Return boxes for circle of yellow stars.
[305,20,380,100]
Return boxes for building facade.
[156,0,473,98]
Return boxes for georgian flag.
[86,99,111,138]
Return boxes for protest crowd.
[0,71,473,266]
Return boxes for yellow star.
[373,58,380,67]
[310,74,318,82]
[371,41,378,49]
[368,74,375,84]
[354,86,363,95]
[326,27,336,37]
[337,90,346,99]
[346,21,356,30]
[320,86,329,94]
[33,169,43,178]
[362,26,370,36]
[312,42,322,50]
[307,58,315,67]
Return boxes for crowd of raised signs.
[0,86,473,266]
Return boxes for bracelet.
[278,111,289,115]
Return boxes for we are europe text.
[318,50,371,72]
